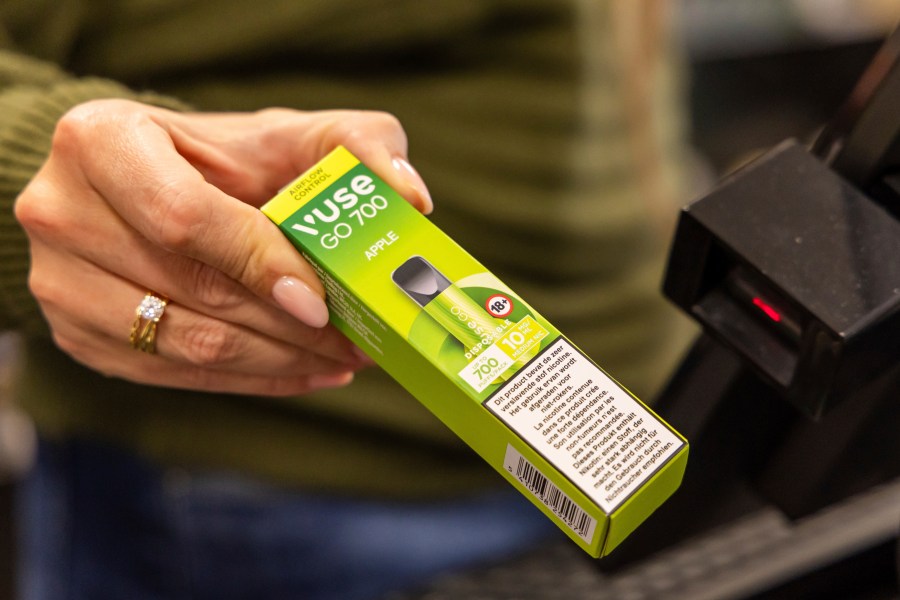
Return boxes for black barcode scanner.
[603,27,900,572]
[663,26,900,419]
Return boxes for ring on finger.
[129,292,168,354]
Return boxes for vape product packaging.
[261,146,688,557]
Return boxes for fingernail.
[352,345,376,366]
[392,157,433,214]
[272,276,329,328]
[308,371,355,391]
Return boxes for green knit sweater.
[0,0,694,497]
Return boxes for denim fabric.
[17,437,557,600]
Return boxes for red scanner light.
[753,296,782,323]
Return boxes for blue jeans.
[17,437,557,600]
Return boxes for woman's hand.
[14,100,433,396]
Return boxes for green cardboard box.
[262,146,688,556]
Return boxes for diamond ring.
[129,293,168,353]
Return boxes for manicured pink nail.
[308,371,355,391]
[392,157,433,214]
[352,345,376,366]
[272,276,329,328]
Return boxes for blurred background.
[680,0,899,176]
[0,1,898,598]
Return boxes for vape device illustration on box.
[392,256,537,383]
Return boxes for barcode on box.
[503,445,597,543]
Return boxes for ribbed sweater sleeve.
[0,49,186,334]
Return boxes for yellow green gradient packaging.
[262,146,688,557]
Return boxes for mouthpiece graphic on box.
[392,256,450,307]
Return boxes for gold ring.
[129,293,168,353]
